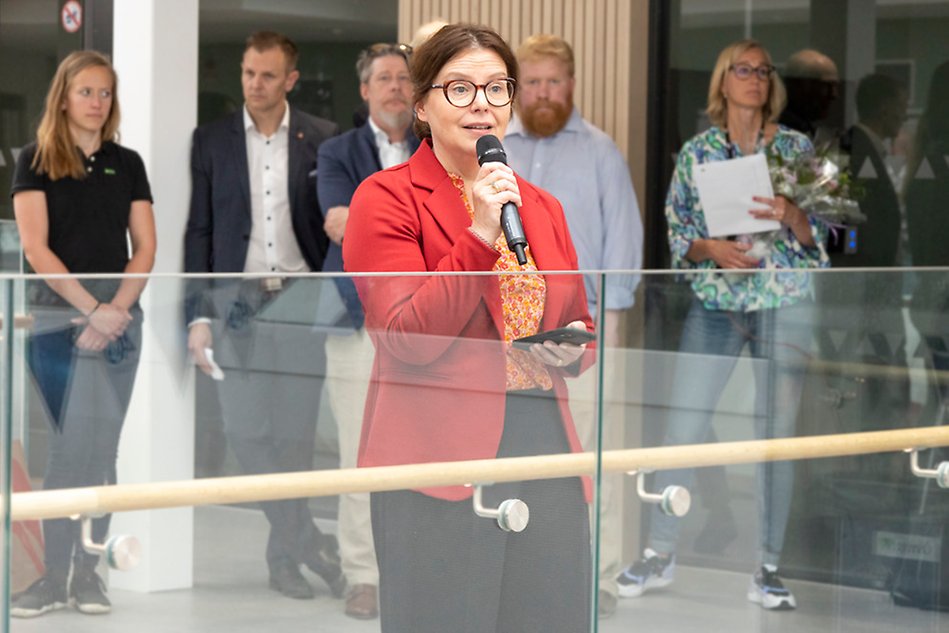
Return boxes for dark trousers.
[225,435,321,566]
[210,281,329,568]
[29,313,142,574]
[372,390,592,633]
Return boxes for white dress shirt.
[243,103,309,274]
[368,116,411,169]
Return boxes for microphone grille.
[476,134,507,166]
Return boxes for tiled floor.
[8,505,947,633]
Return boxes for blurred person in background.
[184,31,343,602]
[11,50,156,618]
[819,74,911,440]
[316,41,419,620]
[779,49,840,143]
[504,32,643,619]
[617,39,829,611]
[906,61,949,418]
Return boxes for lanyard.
[724,126,765,159]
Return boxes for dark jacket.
[836,125,901,268]
[184,107,338,319]
[316,121,419,329]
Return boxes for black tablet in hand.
[514,327,595,347]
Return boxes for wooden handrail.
[0,314,34,330]
[8,425,949,521]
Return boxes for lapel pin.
[297,131,304,140]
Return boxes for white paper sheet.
[693,153,780,237]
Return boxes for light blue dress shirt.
[505,108,643,315]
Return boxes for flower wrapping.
[739,146,866,261]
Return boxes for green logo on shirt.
[104,168,116,175]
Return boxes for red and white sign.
[61,1,82,34]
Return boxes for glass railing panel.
[349,270,599,633]
[0,221,22,275]
[6,268,949,632]
[6,271,600,632]
[2,278,12,633]
[600,267,949,631]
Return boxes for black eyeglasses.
[429,78,517,108]
[729,63,775,81]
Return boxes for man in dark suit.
[837,73,907,268]
[184,31,344,601]
[820,73,911,437]
[316,42,419,620]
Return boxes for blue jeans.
[647,298,814,567]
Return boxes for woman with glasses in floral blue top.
[617,39,829,611]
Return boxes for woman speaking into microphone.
[344,23,594,633]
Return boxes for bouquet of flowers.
[740,146,866,260]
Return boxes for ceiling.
[680,0,949,28]
[2,0,947,51]
[198,0,397,43]
[0,0,398,52]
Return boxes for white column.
[110,0,199,592]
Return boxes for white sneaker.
[747,565,797,610]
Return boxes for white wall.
[111,0,199,592]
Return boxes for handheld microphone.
[475,135,528,265]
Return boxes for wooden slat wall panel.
[603,0,615,146]
[594,0,606,129]
[398,0,646,176]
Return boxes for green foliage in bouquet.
[767,144,866,226]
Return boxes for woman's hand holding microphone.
[469,162,522,246]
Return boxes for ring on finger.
[492,181,502,193]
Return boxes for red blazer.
[344,140,595,500]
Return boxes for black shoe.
[305,533,346,598]
[70,567,112,614]
[269,562,315,600]
[10,575,68,618]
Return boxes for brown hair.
[410,23,518,139]
[245,31,299,72]
[33,50,120,181]
[516,34,575,77]
[706,39,786,129]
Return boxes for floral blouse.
[448,174,552,391]
[665,125,830,312]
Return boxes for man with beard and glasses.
[505,33,643,619]
[315,42,419,620]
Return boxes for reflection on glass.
[779,49,840,141]
[906,60,949,427]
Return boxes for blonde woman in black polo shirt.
[10,50,156,618]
